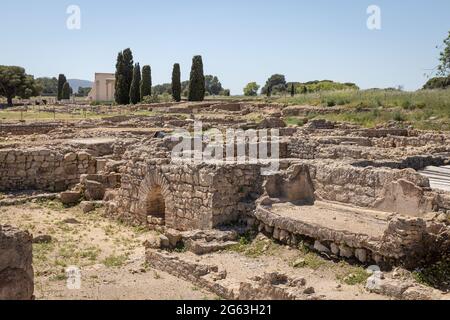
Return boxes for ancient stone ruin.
[0,225,33,300]
[1,101,450,300]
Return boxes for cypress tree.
[114,52,125,104]
[290,83,295,97]
[122,48,134,103]
[57,74,67,101]
[171,63,181,102]
[129,63,141,104]
[62,82,71,100]
[140,65,152,100]
[114,48,134,104]
[188,55,205,102]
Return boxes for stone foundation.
[0,148,96,192]
[0,225,34,300]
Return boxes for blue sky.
[2,0,449,93]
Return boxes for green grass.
[292,253,326,270]
[274,89,450,130]
[413,257,450,290]
[228,233,280,258]
[285,116,307,127]
[335,264,371,286]
[291,242,327,270]
[35,199,66,211]
[102,254,128,268]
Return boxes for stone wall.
[307,162,432,212]
[0,148,96,192]
[0,225,34,300]
[107,161,262,230]
[0,122,62,135]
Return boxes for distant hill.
[68,79,93,92]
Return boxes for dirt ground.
[0,198,395,300]
[192,236,388,300]
[0,201,215,300]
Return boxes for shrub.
[393,111,406,122]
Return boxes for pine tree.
[114,48,134,104]
[140,65,152,100]
[171,63,181,102]
[188,55,205,102]
[57,74,67,101]
[290,83,295,97]
[129,63,141,104]
[62,82,71,100]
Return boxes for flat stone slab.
[69,138,117,146]
[270,201,389,239]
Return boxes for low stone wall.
[308,162,431,212]
[253,205,449,269]
[0,225,34,300]
[352,155,447,171]
[0,122,62,135]
[146,249,316,300]
[0,148,96,192]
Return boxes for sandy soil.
[0,201,215,300]
[173,236,388,300]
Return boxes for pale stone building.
[87,73,115,102]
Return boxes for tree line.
[244,76,359,97]
[114,49,228,104]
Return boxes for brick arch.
[137,170,173,225]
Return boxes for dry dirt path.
[0,201,215,300]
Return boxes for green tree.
[188,55,205,101]
[62,82,71,100]
[76,87,91,97]
[36,77,58,96]
[153,83,172,95]
[205,75,223,95]
[114,52,125,103]
[261,74,286,96]
[243,82,260,96]
[114,48,134,104]
[290,83,295,97]
[0,66,40,106]
[437,31,450,76]
[57,74,67,101]
[129,63,141,104]
[140,65,152,100]
[172,63,182,102]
